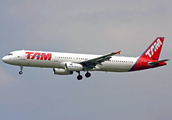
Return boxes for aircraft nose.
[2,56,8,63]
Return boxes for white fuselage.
[2,50,138,72]
[2,37,168,80]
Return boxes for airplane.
[2,37,169,80]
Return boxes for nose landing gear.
[19,66,23,75]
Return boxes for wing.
[80,51,121,70]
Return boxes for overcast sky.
[0,0,172,120]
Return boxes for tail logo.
[145,38,162,58]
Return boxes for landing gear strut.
[85,72,91,78]
[77,71,83,80]
[19,66,23,75]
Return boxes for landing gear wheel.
[19,71,23,75]
[85,72,91,78]
[19,66,23,75]
[77,75,83,80]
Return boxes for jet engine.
[59,62,83,71]
[65,63,83,71]
[53,68,73,75]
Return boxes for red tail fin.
[140,37,164,60]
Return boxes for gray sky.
[0,0,172,120]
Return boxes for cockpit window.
[8,53,13,55]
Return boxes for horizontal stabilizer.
[148,59,170,66]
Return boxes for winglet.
[117,50,121,55]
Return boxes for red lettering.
[26,52,34,59]
[40,53,52,61]
[25,52,52,60]
[31,53,41,60]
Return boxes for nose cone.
[2,56,8,63]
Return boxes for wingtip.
[117,50,121,55]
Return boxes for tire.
[19,71,23,75]
[85,72,91,78]
[77,75,83,80]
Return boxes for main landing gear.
[77,71,91,80]
[85,72,91,78]
[19,66,23,75]
[77,71,82,80]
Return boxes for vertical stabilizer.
[140,37,164,60]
